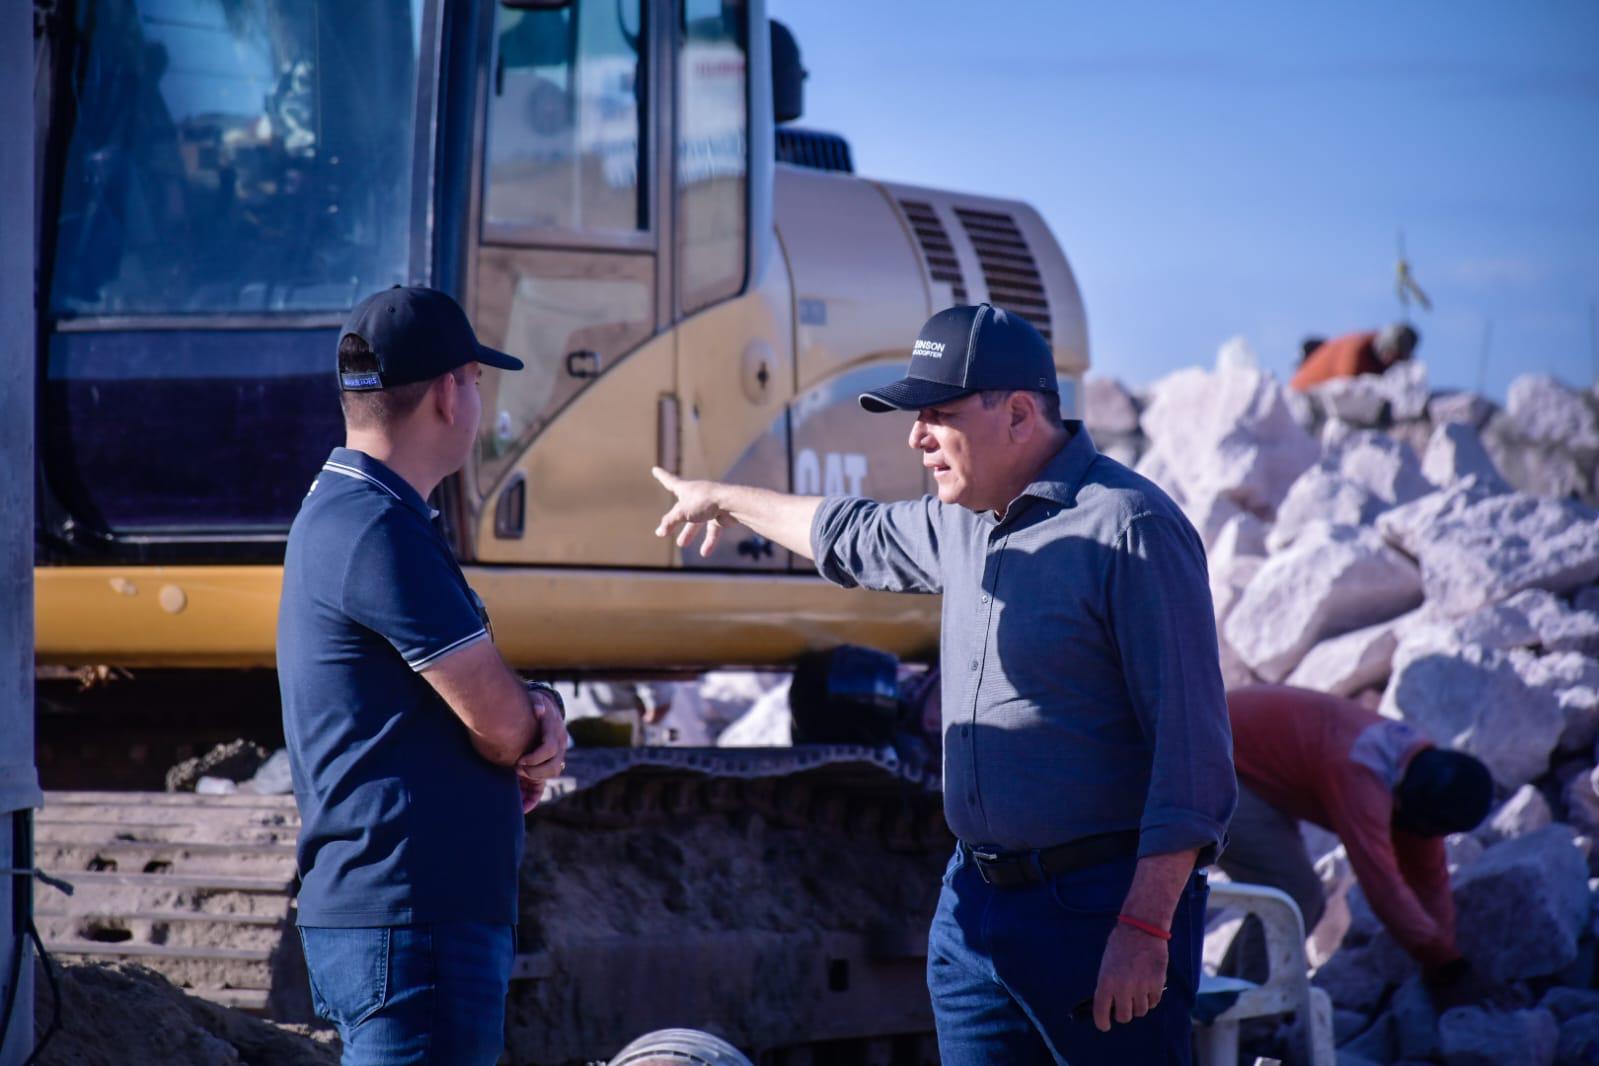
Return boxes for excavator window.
[484,0,648,237]
[675,0,748,313]
[47,0,425,316]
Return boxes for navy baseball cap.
[859,303,1056,413]
[338,286,523,391]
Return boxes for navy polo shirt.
[277,447,523,927]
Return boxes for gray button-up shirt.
[811,425,1235,859]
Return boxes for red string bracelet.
[1117,914,1172,941]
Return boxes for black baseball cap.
[338,285,523,391]
[859,303,1056,413]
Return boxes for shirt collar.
[1010,421,1100,512]
[322,447,440,521]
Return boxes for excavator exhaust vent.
[898,199,967,305]
[954,207,1052,342]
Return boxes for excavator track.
[32,790,306,1016]
[34,747,952,1060]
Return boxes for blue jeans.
[298,922,514,1065]
[926,846,1208,1065]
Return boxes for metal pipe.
[1,0,42,1060]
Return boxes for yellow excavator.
[33,0,1088,671]
[31,1,1090,1060]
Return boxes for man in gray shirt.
[653,304,1235,1064]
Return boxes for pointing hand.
[651,466,729,558]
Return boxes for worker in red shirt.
[1221,685,1493,994]
[1290,323,1419,391]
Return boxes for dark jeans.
[298,922,514,1065]
[926,845,1207,1065]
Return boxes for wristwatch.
[525,680,566,721]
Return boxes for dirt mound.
[29,955,337,1066]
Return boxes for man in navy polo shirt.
[278,286,567,1064]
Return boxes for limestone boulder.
[1309,360,1429,427]
[1484,411,1591,501]
[1096,438,1140,468]
[1137,364,1319,520]
[1446,832,1485,875]
[1311,376,1388,426]
[1557,1013,1599,1066]
[1508,373,1599,464]
[1564,769,1599,838]
[1422,421,1509,492]
[1313,937,1412,1014]
[1340,1011,1397,1063]
[1271,432,1431,551]
[1335,430,1433,505]
[1541,987,1599,1023]
[1390,976,1440,1061]
[1284,384,1318,433]
[715,680,793,748]
[1382,642,1564,789]
[1210,553,1263,628]
[1083,377,1142,438]
[1286,619,1401,698]
[1452,826,1591,983]
[1438,1006,1557,1066]
[1387,418,1439,470]
[1215,334,1258,372]
[1512,650,1599,753]
[1209,512,1270,565]
[1216,638,1261,691]
[1380,360,1432,423]
[1268,467,1379,552]
[1180,491,1247,551]
[1506,589,1599,657]
[1476,783,1554,846]
[1427,390,1498,431]
[1451,598,1541,651]
[1227,523,1424,682]
[1376,483,1599,616]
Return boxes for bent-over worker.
[1223,685,1493,1003]
[1290,323,1419,391]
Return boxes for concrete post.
[0,1,43,1062]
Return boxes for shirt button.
[980,593,991,605]
[968,659,979,671]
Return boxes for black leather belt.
[961,830,1141,888]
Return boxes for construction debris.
[1113,352,1599,1064]
[165,740,271,794]
[28,955,337,1066]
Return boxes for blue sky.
[770,1,1599,399]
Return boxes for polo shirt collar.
[322,447,439,520]
[1015,422,1100,510]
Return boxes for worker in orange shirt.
[1290,323,1419,391]
[1221,685,1493,1000]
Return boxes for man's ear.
[434,370,458,426]
[1008,392,1033,440]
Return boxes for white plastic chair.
[1195,882,1335,1066]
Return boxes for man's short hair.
[338,334,434,430]
[979,388,1062,425]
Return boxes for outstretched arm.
[652,467,822,559]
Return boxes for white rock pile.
[1088,359,1599,1066]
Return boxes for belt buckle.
[970,846,1001,886]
